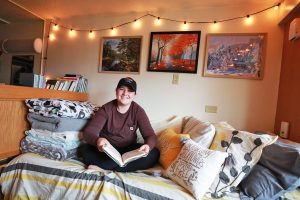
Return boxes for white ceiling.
[1,0,282,24]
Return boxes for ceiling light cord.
[49,1,282,32]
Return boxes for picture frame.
[203,33,267,79]
[147,31,201,73]
[99,36,142,74]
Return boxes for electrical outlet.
[205,105,218,113]
[172,73,179,84]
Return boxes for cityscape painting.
[147,31,200,73]
[99,36,142,74]
[203,33,267,79]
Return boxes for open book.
[103,144,148,167]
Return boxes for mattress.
[0,153,299,200]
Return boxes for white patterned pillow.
[183,116,216,148]
[166,139,228,200]
[209,127,278,198]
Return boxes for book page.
[122,149,148,166]
[103,144,124,166]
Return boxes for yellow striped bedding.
[0,153,299,200]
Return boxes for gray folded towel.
[27,113,88,132]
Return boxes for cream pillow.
[212,121,235,129]
[183,116,216,148]
[156,128,190,169]
[136,116,184,143]
[152,116,184,135]
[208,127,278,198]
[166,139,228,200]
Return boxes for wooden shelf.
[0,85,88,101]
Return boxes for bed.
[1,85,300,200]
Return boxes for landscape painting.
[203,33,267,79]
[147,31,200,73]
[99,36,142,74]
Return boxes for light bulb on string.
[244,15,254,25]
[49,33,56,41]
[154,17,161,26]
[133,19,141,29]
[68,28,76,38]
[110,27,117,36]
[181,21,189,31]
[210,21,220,31]
[89,30,95,39]
[274,3,281,10]
[52,24,59,31]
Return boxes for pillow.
[213,121,235,129]
[152,116,184,135]
[208,127,278,198]
[183,116,216,148]
[136,116,184,143]
[166,139,228,200]
[156,128,190,169]
[239,139,300,200]
[239,164,288,200]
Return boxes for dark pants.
[81,143,160,172]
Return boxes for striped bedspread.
[1,153,299,200]
[0,153,194,200]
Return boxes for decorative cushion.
[208,127,278,198]
[166,139,228,200]
[156,128,190,169]
[152,116,184,135]
[137,116,184,143]
[239,139,300,200]
[182,116,216,148]
[213,121,235,129]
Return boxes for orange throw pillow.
[156,128,190,169]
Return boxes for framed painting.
[203,33,267,79]
[147,31,200,73]
[99,36,142,74]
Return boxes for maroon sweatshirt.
[83,100,156,149]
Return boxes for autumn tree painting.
[148,31,200,73]
[99,36,142,73]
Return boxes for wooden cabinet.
[0,85,88,159]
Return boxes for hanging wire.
[49,2,282,32]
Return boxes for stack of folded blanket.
[21,98,98,161]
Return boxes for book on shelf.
[102,144,148,167]
[45,79,56,89]
[44,74,88,93]
[64,74,83,78]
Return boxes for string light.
[52,24,59,31]
[110,27,117,36]
[48,33,55,41]
[133,19,141,29]
[210,22,220,31]
[68,28,76,38]
[48,2,281,38]
[274,2,281,10]
[181,21,189,30]
[155,17,161,26]
[244,15,254,25]
[89,30,95,39]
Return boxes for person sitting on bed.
[81,77,160,172]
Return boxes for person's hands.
[138,144,150,154]
[96,137,110,152]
